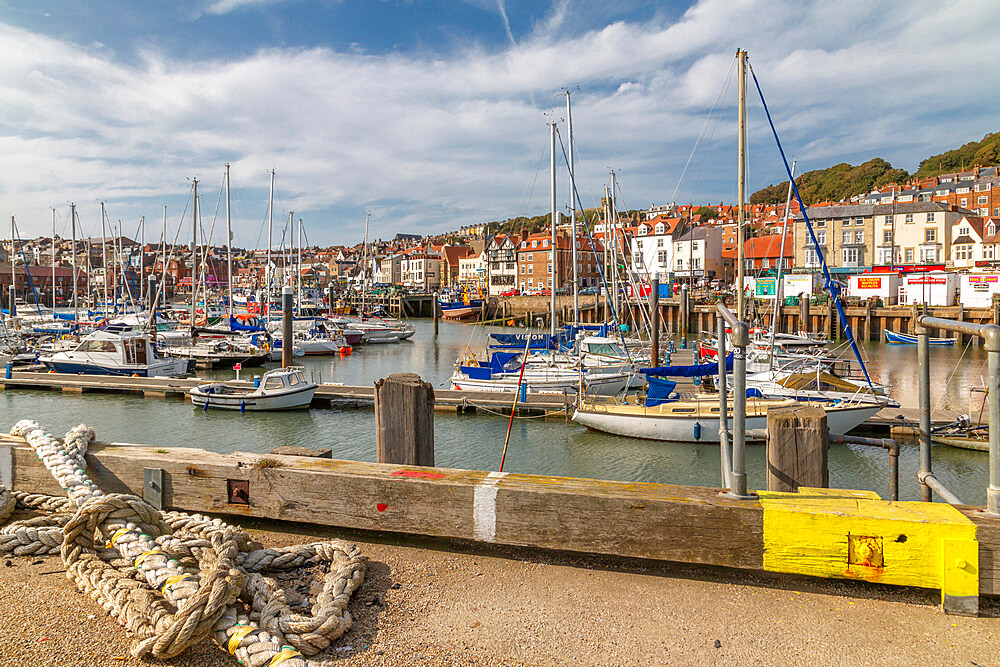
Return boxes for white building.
[629,217,683,279]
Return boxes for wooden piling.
[799,296,809,335]
[374,372,435,467]
[766,405,829,493]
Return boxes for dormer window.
[989,222,997,236]
[655,223,665,234]
[531,240,538,247]
[542,239,549,247]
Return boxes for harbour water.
[0,320,991,504]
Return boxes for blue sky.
[1,0,999,247]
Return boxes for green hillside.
[750,131,1000,205]
[914,131,1000,178]
[750,158,908,205]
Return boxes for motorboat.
[885,329,955,345]
[37,327,190,377]
[189,366,317,411]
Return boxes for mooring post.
[865,298,874,342]
[327,284,335,313]
[766,405,829,492]
[433,291,439,335]
[799,293,809,335]
[374,372,435,466]
[281,285,293,368]
[916,314,932,502]
[650,273,660,367]
[680,283,688,349]
[730,319,750,498]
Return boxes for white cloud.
[203,0,286,16]
[1,0,999,245]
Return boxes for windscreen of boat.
[78,339,118,353]
[585,342,625,357]
[264,377,284,390]
[777,372,861,393]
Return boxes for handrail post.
[717,313,732,490]
[730,319,751,498]
[984,324,1000,516]
[915,314,932,502]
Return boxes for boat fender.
[240,401,246,414]
[202,397,209,411]
[693,421,702,441]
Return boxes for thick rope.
[0,420,366,665]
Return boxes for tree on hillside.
[694,206,719,220]
[750,158,908,205]
[915,132,1000,177]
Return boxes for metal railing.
[828,434,899,502]
[716,304,753,499]
[916,315,999,515]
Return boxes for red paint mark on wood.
[391,470,446,480]
[376,503,388,512]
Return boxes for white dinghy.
[189,366,317,411]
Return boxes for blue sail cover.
[489,351,521,374]
[53,312,77,321]
[645,376,678,406]
[640,352,733,378]
[230,316,265,332]
[489,332,559,349]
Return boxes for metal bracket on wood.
[143,467,164,510]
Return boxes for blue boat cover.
[640,352,733,377]
[645,376,678,406]
[53,312,77,321]
[230,316,266,332]
[460,365,492,380]
[489,351,521,374]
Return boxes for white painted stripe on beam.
[0,445,11,488]
[473,471,508,542]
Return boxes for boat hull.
[572,402,882,443]
[189,384,317,411]
[885,329,955,345]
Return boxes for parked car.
[554,287,570,295]
[539,289,552,296]
[501,288,521,297]
[580,286,599,295]
[523,287,542,296]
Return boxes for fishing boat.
[189,366,317,411]
[884,329,955,345]
[38,327,190,377]
[439,297,483,320]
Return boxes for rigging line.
[669,57,737,206]
[515,135,550,224]
[555,128,631,360]
[747,62,874,392]
[10,219,43,314]
[151,184,194,319]
[933,314,985,413]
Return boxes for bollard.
[799,293,809,334]
[766,406,829,492]
[5,362,11,379]
[433,291,439,335]
[374,372,435,466]
[281,285,293,368]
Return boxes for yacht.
[38,327,190,377]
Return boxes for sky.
[1,0,999,248]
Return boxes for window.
[926,212,935,222]
[884,215,893,224]
[693,258,701,269]
[905,248,914,262]
[264,377,284,390]
[744,258,753,271]
[762,258,770,268]
[657,251,668,264]
[854,217,864,225]
[918,194,931,202]
[904,214,914,224]
[676,258,684,269]
[986,246,995,260]
[979,196,989,205]
[632,253,641,264]
[542,239,549,247]
[527,265,533,274]
[657,238,664,247]
[961,198,968,207]
[936,190,948,196]
[531,240,537,247]
[815,220,826,228]
[883,229,893,244]
[959,226,970,236]
[526,252,533,262]
[655,223,665,234]
[921,247,939,262]
[925,228,936,243]
[547,263,552,274]
[804,248,820,267]
[548,251,553,259]
[842,247,859,265]
[817,231,826,245]
[880,248,894,264]
[854,230,864,243]
[637,240,643,248]
[842,230,852,244]
[692,241,700,251]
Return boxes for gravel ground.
[1,514,998,667]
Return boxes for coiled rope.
[0,420,365,665]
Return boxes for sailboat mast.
[736,48,747,322]
[225,163,233,319]
[52,209,57,310]
[190,178,199,336]
[287,211,294,289]
[160,206,167,310]
[566,90,579,324]
[267,169,274,298]
[610,171,619,318]
[297,218,302,308]
[70,204,77,323]
[101,202,108,317]
[768,160,796,369]
[361,212,370,314]
[549,120,557,338]
[10,216,15,307]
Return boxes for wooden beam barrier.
[1,438,997,611]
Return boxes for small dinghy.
[884,329,955,345]
[189,366,317,411]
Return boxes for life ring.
[465,354,477,367]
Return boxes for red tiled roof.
[744,234,794,259]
